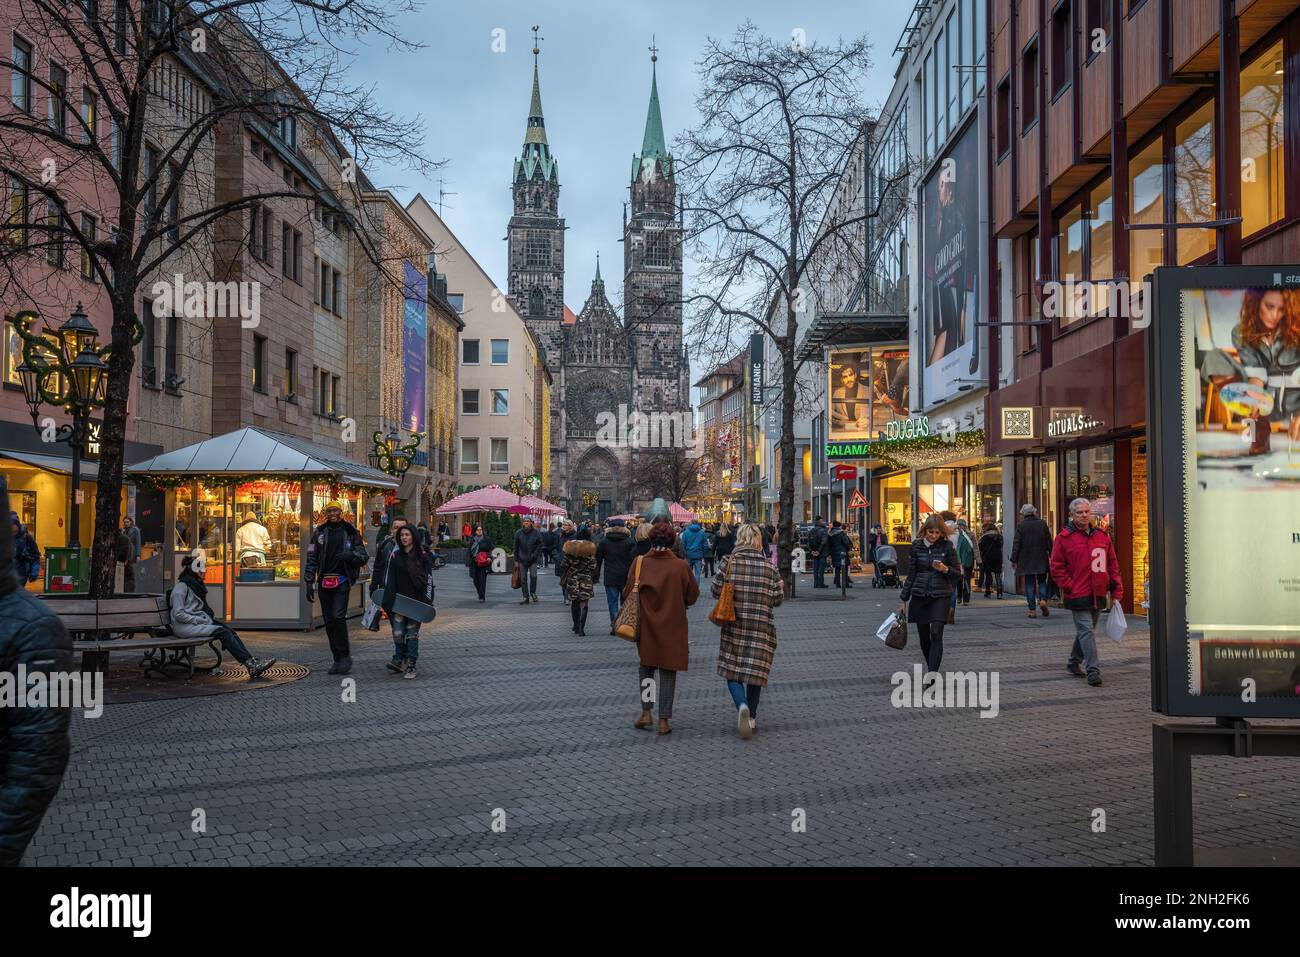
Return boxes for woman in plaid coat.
[711,523,784,739]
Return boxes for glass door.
[1038,456,1060,533]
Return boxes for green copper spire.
[524,38,547,146]
[515,26,558,184]
[632,39,672,182]
[641,49,666,160]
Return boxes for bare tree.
[676,22,884,585]
[629,446,699,506]
[0,1,437,599]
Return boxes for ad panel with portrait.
[828,346,909,441]
[920,121,982,406]
[1148,266,1300,717]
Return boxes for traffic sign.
[848,489,868,509]
[835,465,857,481]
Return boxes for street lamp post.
[368,427,423,523]
[14,305,112,556]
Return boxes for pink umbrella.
[520,494,566,517]
[435,484,522,514]
[669,502,696,523]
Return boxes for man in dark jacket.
[977,521,1004,598]
[1010,503,1054,619]
[594,519,637,625]
[9,514,39,586]
[541,524,556,568]
[0,478,71,866]
[304,501,370,674]
[807,517,829,588]
[1050,498,1123,686]
[513,517,544,604]
[828,521,853,588]
[555,520,576,597]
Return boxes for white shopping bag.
[361,599,383,632]
[875,612,900,643]
[1105,603,1127,644]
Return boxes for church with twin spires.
[505,38,691,519]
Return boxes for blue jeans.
[1024,574,1045,609]
[726,680,763,716]
[687,557,701,582]
[605,585,622,623]
[391,614,421,663]
[812,552,827,586]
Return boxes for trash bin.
[44,546,89,593]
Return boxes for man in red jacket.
[1049,498,1123,687]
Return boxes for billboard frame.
[1148,264,1300,719]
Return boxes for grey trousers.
[1069,608,1101,675]
[639,666,677,718]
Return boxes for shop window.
[192,484,228,583]
[1174,99,1216,264]
[877,472,913,544]
[233,481,304,583]
[1128,137,1165,280]
[1240,39,1285,238]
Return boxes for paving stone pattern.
[24,567,1300,866]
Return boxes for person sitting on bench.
[171,554,275,679]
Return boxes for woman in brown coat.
[625,521,699,735]
[561,528,597,636]
[712,523,784,739]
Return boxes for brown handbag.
[613,556,643,641]
[708,556,737,625]
[511,563,521,589]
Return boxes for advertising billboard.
[920,121,982,406]
[827,345,909,442]
[402,260,427,435]
[1148,266,1300,717]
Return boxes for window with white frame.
[490,339,509,364]
[490,438,508,473]
[462,388,480,414]
[462,339,479,364]
[491,389,508,415]
[461,438,480,473]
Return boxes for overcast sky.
[360,1,912,365]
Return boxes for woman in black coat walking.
[899,513,960,677]
[379,525,433,678]
[713,521,736,561]
[465,524,493,602]
[977,521,1004,598]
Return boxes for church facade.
[506,46,691,520]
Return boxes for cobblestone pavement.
[24,565,1300,866]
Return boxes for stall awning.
[1,449,101,482]
[126,427,400,490]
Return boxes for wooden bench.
[37,594,224,678]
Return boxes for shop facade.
[987,335,1149,616]
[128,427,399,630]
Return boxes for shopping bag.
[1105,603,1128,644]
[876,612,907,650]
[613,557,643,641]
[361,599,383,632]
[511,564,521,589]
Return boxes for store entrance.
[1037,457,1060,533]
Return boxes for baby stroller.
[872,544,900,588]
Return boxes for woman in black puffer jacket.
[899,513,960,676]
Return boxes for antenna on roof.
[436,178,458,217]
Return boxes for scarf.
[179,568,216,619]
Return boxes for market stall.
[127,427,399,630]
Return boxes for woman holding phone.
[899,513,961,680]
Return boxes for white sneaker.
[737,703,753,740]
